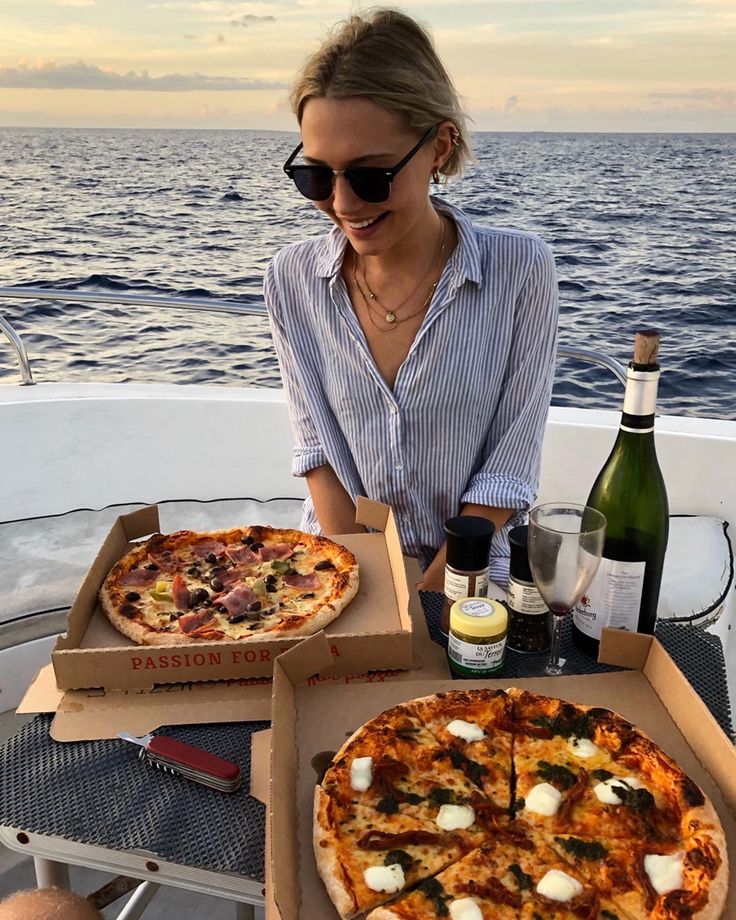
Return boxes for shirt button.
[395,463,403,471]
[390,405,398,415]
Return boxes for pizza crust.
[313,786,359,920]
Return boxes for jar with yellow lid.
[447,597,508,678]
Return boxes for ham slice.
[217,583,258,618]
[259,542,293,562]
[225,544,260,565]
[178,609,215,634]
[283,572,321,591]
[191,539,226,558]
[172,574,191,612]
[119,568,159,587]
[149,550,179,572]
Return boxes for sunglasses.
[283,124,439,204]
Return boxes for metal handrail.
[0,313,34,385]
[0,285,627,388]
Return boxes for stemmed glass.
[528,503,607,676]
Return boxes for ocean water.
[0,127,734,419]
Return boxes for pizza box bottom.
[258,629,736,920]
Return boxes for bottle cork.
[633,330,660,366]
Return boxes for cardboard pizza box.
[17,556,450,740]
[258,628,736,920]
[48,497,414,691]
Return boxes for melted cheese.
[349,756,373,792]
[593,775,645,805]
[446,719,486,742]
[436,804,476,830]
[568,736,601,758]
[449,898,483,920]
[525,782,562,816]
[363,863,405,893]
[536,869,584,902]
[644,853,684,895]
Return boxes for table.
[0,594,733,918]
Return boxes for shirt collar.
[314,196,483,286]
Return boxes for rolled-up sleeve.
[264,259,327,477]
[461,239,558,511]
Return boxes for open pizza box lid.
[254,628,736,920]
[17,557,450,741]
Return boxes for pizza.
[99,526,359,645]
[314,688,728,920]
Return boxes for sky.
[0,0,734,132]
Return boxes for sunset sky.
[0,0,734,132]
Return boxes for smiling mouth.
[345,213,389,230]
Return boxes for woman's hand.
[416,545,447,592]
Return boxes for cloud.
[230,14,276,27]
[504,94,519,112]
[53,0,96,5]
[0,60,288,91]
[648,88,736,110]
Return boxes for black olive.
[200,598,212,608]
[191,588,210,605]
[205,552,218,564]
[187,566,201,577]
[144,563,159,571]
[246,601,262,612]
[125,591,141,602]
[250,541,264,551]
[210,577,224,592]
[228,613,246,624]
[248,623,262,630]
[169,613,179,621]
[216,604,227,613]
[315,560,334,571]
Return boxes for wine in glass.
[528,503,606,676]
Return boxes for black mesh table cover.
[0,593,733,886]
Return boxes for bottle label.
[444,568,488,601]
[448,634,506,671]
[507,579,547,615]
[573,558,646,638]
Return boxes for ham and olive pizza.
[99,526,359,645]
[314,688,728,920]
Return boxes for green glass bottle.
[572,330,669,657]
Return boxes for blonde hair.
[289,8,472,179]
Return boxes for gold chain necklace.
[353,218,447,330]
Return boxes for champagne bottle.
[572,330,669,656]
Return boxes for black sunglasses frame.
[283,123,440,203]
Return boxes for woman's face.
[299,96,441,257]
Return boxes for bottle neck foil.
[621,367,659,432]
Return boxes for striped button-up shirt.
[264,198,558,585]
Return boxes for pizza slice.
[365,838,527,919]
[510,691,687,841]
[407,688,514,812]
[510,825,625,920]
[322,702,498,828]
[546,830,728,920]
[313,795,481,920]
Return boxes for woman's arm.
[306,464,368,535]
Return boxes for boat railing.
[0,285,628,388]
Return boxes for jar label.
[459,598,495,618]
[573,558,646,638]
[448,634,506,670]
[507,580,547,615]
[444,569,488,601]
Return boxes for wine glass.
[528,503,606,676]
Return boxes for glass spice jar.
[440,516,495,636]
[447,597,508,678]
[506,524,552,653]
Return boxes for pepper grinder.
[440,516,495,636]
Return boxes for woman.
[265,8,558,591]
